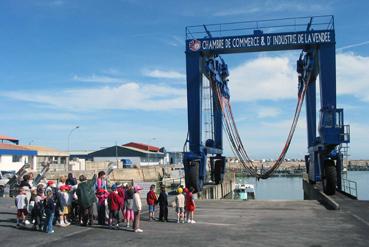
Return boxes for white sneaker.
[24,220,31,225]
[135,229,143,233]
[60,222,67,227]
[187,219,191,223]
[191,220,196,224]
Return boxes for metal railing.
[342,177,358,198]
[186,15,334,39]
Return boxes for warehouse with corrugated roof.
[89,142,165,167]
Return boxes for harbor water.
[237,171,369,200]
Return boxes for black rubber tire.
[323,160,337,195]
[185,162,200,192]
[0,186,4,197]
[214,160,223,184]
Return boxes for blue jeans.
[148,205,155,213]
[44,212,54,233]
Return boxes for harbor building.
[23,145,69,171]
[0,135,37,171]
[89,142,165,167]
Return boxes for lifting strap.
[210,52,315,179]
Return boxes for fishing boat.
[233,183,256,200]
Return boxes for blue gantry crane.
[183,16,350,195]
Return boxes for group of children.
[14,171,197,234]
[146,185,197,224]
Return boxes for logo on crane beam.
[189,39,201,51]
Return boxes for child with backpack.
[107,184,120,229]
[32,186,46,231]
[175,187,185,223]
[146,184,157,221]
[124,185,134,228]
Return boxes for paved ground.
[1,197,369,247]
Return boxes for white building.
[0,143,37,171]
[24,145,69,171]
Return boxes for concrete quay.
[1,196,369,247]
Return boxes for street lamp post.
[67,126,80,171]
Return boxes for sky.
[1,0,369,159]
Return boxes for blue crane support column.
[306,79,319,182]
[317,44,341,194]
[318,45,337,145]
[184,51,206,192]
[213,94,223,150]
[213,87,225,184]
[186,52,202,154]
[306,82,317,147]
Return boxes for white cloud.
[337,40,369,51]
[73,74,124,84]
[257,107,281,118]
[336,52,369,101]
[3,52,369,114]
[229,56,297,102]
[166,35,183,47]
[227,52,369,103]
[143,69,185,80]
[3,82,186,111]
[347,122,369,159]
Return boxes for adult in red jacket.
[146,184,157,221]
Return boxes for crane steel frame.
[183,16,350,194]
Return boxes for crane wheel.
[185,161,200,193]
[323,160,337,195]
[214,160,223,184]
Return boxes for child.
[175,187,185,223]
[96,188,109,225]
[146,184,157,221]
[57,185,71,227]
[157,185,168,222]
[107,184,120,229]
[186,187,196,223]
[183,187,189,221]
[15,188,29,228]
[70,185,80,224]
[44,190,56,233]
[133,185,143,233]
[124,185,134,228]
[116,183,126,223]
[32,186,45,231]
[58,175,67,189]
